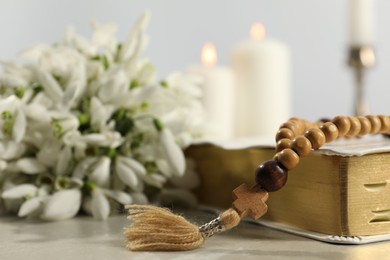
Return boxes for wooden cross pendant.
[231,184,269,220]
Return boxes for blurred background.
[0,0,389,121]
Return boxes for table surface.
[1,210,390,260]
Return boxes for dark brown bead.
[275,128,294,141]
[255,160,288,192]
[319,118,331,123]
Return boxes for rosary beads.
[124,115,390,251]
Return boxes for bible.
[186,137,390,238]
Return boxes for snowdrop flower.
[90,188,110,220]
[0,74,27,89]
[0,140,26,160]
[156,121,185,177]
[63,26,95,56]
[84,186,132,220]
[15,157,46,175]
[2,184,38,199]
[118,11,150,62]
[0,95,26,142]
[40,189,81,221]
[18,185,49,217]
[90,97,113,131]
[82,131,123,148]
[0,12,205,221]
[115,156,146,191]
[89,156,111,188]
[36,139,62,167]
[130,192,149,205]
[91,21,118,55]
[55,146,72,176]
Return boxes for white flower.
[41,189,81,221]
[118,11,150,62]
[0,12,205,221]
[2,184,38,199]
[0,74,26,88]
[90,156,111,188]
[17,186,49,217]
[90,97,113,131]
[15,157,46,174]
[0,95,27,142]
[0,140,26,160]
[34,67,64,103]
[90,188,110,220]
[97,68,129,105]
[159,127,185,177]
[55,146,72,176]
[63,26,95,56]
[36,139,62,167]
[130,192,148,205]
[91,21,118,54]
[115,157,142,191]
[82,131,123,148]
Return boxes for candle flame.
[201,43,217,67]
[250,23,266,42]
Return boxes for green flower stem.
[153,118,164,132]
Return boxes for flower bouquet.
[0,12,204,220]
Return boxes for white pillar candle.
[348,0,375,46]
[189,43,235,140]
[231,24,291,138]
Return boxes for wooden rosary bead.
[255,160,288,192]
[276,138,292,153]
[378,115,390,133]
[275,148,300,170]
[289,118,306,135]
[304,128,326,150]
[366,115,381,134]
[291,136,312,157]
[332,116,351,137]
[279,121,297,133]
[357,116,371,136]
[346,116,361,137]
[319,122,339,142]
[275,128,294,141]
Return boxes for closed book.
[186,137,390,240]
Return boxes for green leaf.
[116,117,134,136]
[129,79,140,90]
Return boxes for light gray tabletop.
[1,211,390,260]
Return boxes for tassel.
[124,205,205,251]
[124,204,242,251]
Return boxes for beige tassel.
[124,185,268,251]
[124,205,205,251]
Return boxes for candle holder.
[347,46,376,116]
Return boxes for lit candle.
[231,23,291,138]
[348,0,375,46]
[189,43,235,140]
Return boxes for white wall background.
[0,0,389,121]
